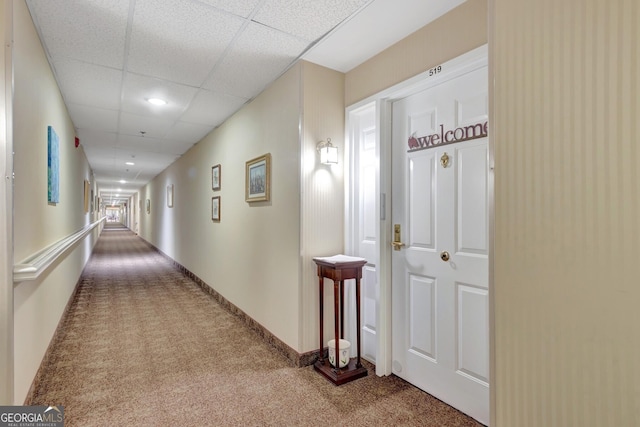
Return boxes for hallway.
[27,223,482,426]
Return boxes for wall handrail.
[13,217,106,283]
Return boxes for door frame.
[345,45,491,382]
[1,0,14,405]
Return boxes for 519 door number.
[428,65,442,76]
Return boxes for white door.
[353,105,379,364]
[345,103,379,365]
[391,66,489,424]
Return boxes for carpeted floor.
[28,223,484,426]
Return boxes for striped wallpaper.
[492,0,640,425]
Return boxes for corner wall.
[11,0,97,403]
[299,61,346,352]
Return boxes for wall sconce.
[316,138,338,165]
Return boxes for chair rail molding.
[13,217,105,283]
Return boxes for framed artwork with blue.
[47,126,60,204]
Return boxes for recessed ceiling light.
[125,162,135,166]
[119,180,126,184]
[147,98,167,106]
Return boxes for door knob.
[440,251,450,262]
[391,241,406,250]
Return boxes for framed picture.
[167,184,174,208]
[146,199,150,214]
[47,126,60,204]
[212,196,221,221]
[212,164,221,191]
[245,153,271,202]
[83,180,90,213]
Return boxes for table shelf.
[312,255,368,386]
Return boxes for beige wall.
[345,0,487,106]
[139,62,345,353]
[11,0,98,403]
[299,61,346,351]
[492,0,640,425]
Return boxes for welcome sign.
[407,121,488,152]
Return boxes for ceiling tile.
[53,60,123,110]
[113,148,178,177]
[76,129,117,148]
[153,140,191,156]
[165,121,215,147]
[116,133,164,153]
[195,0,262,18]
[302,0,466,72]
[203,22,308,99]
[180,89,247,127]
[121,73,198,119]
[114,148,177,168]
[161,138,202,156]
[82,146,118,180]
[127,0,245,86]
[116,134,189,159]
[27,0,130,68]
[253,0,371,42]
[118,111,175,139]
[68,104,119,132]
[82,145,116,162]
[27,0,447,200]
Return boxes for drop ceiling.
[26,0,465,205]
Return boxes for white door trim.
[1,0,14,405]
[345,45,489,378]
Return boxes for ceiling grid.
[25,0,460,203]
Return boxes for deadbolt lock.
[440,251,450,262]
[392,224,405,251]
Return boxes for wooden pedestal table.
[312,255,368,385]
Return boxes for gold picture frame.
[245,153,271,202]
